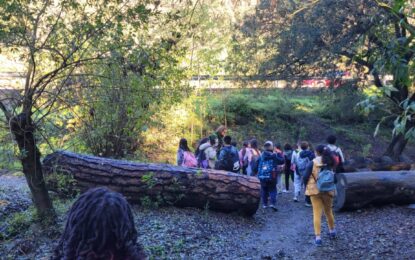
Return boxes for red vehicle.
[301,78,343,88]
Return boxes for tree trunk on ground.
[384,132,409,161]
[334,171,415,211]
[10,113,55,220]
[42,151,261,216]
[369,162,411,171]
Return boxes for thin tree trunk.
[384,132,409,161]
[10,113,55,221]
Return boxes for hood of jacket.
[261,150,274,160]
[299,150,314,159]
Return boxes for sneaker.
[329,231,337,239]
[269,205,278,211]
[293,197,298,202]
[315,238,322,247]
[282,189,288,193]
[305,202,312,207]
[262,205,268,209]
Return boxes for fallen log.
[334,171,415,211]
[369,162,411,171]
[42,151,260,216]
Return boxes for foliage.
[0,207,35,241]
[318,85,367,123]
[44,171,79,198]
[140,87,389,163]
[240,0,415,158]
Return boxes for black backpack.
[217,146,240,172]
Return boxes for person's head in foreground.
[53,187,146,260]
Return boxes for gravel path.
[1,174,415,259]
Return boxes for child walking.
[303,145,337,246]
[256,141,285,211]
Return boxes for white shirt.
[327,144,345,163]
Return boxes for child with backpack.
[239,141,250,175]
[246,139,261,176]
[177,138,198,168]
[216,136,240,173]
[303,145,337,246]
[195,137,210,168]
[295,141,315,205]
[203,135,218,169]
[256,141,285,211]
[274,143,285,194]
[283,143,294,193]
[326,135,345,173]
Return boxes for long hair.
[179,138,190,152]
[53,187,146,260]
[316,144,335,169]
[215,125,227,137]
[250,139,260,155]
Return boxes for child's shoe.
[315,238,322,247]
[269,204,278,212]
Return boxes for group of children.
[177,126,345,246]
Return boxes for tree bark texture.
[384,132,409,161]
[334,171,415,211]
[10,113,55,219]
[42,151,261,216]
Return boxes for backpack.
[284,150,293,163]
[257,157,276,181]
[296,156,310,175]
[250,150,260,175]
[315,169,336,192]
[241,148,249,167]
[182,151,198,167]
[217,146,240,172]
[330,147,345,173]
[195,137,209,167]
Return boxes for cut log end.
[334,171,415,211]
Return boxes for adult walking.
[303,145,337,246]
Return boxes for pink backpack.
[182,151,198,167]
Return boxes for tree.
[253,0,415,160]
[0,0,159,220]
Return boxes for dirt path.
[245,191,318,259]
[1,174,415,259]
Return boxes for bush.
[318,84,366,123]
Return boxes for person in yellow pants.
[303,144,337,246]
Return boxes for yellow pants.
[310,193,335,236]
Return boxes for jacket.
[255,150,285,177]
[217,145,240,172]
[177,148,184,166]
[299,150,315,161]
[205,146,217,169]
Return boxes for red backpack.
[182,151,198,167]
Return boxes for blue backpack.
[257,158,275,181]
[296,156,309,175]
[316,169,336,192]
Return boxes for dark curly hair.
[53,187,146,260]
